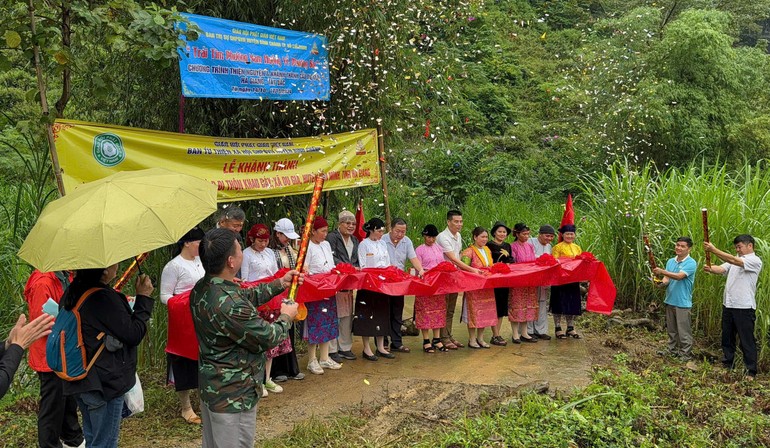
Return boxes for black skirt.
[493,287,509,318]
[269,323,301,378]
[550,283,582,316]
[352,290,390,336]
[167,353,198,392]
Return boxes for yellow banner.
[53,119,380,202]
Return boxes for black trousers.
[721,307,757,376]
[38,371,83,448]
[388,295,405,349]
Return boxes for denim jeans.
[76,391,124,448]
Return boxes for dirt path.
[253,296,593,443]
[130,296,597,447]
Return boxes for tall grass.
[580,160,770,364]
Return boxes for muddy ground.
[124,297,631,447]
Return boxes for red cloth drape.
[166,254,617,358]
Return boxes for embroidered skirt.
[508,287,539,322]
[259,309,293,359]
[303,298,339,344]
[461,289,498,328]
[414,294,447,329]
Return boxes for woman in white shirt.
[353,218,394,361]
[302,216,341,375]
[160,227,205,424]
[242,223,293,395]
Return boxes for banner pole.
[376,122,392,231]
[178,95,186,133]
[28,0,65,197]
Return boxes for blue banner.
[177,13,330,101]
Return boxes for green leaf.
[153,14,165,25]
[4,30,21,48]
[53,51,69,65]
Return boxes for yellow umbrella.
[18,168,217,272]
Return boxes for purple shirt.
[510,241,536,263]
[415,243,445,270]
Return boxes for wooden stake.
[376,122,392,231]
[702,208,711,267]
[28,0,65,197]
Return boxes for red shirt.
[24,270,69,372]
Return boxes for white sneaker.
[262,386,268,398]
[265,378,283,393]
[318,358,342,370]
[307,359,324,375]
[62,442,85,448]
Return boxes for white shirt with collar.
[437,227,462,260]
[721,252,762,309]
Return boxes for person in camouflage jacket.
[191,228,300,448]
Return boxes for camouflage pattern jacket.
[191,275,290,413]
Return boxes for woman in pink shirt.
[414,225,449,353]
[508,223,539,343]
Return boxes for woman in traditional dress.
[267,218,305,382]
[551,224,584,339]
[353,218,393,361]
[160,227,205,424]
[303,216,341,374]
[508,223,539,344]
[241,223,293,395]
[486,221,512,346]
[460,227,497,348]
[414,224,448,353]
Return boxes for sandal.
[467,341,482,349]
[391,345,411,353]
[182,409,202,425]
[476,339,490,348]
[566,326,582,339]
[444,341,458,350]
[422,339,436,353]
[432,338,449,352]
[450,339,465,348]
[555,326,567,339]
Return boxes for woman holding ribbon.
[508,223,539,344]
[414,224,448,353]
[267,218,305,382]
[551,224,584,339]
[302,216,341,375]
[242,223,293,395]
[460,227,497,349]
[486,221,513,346]
[353,218,393,361]
[160,227,205,424]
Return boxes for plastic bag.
[122,374,144,417]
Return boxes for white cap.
[274,218,300,240]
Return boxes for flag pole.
[376,122,392,231]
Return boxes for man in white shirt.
[527,225,556,340]
[704,234,762,379]
[436,210,481,349]
[383,218,424,352]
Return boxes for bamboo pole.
[376,122,392,231]
[28,0,65,197]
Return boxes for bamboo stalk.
[702,208,711,267]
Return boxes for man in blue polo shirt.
[653,236,697,361]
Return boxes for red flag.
[354,198,366,242]
[559,193,575,242]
